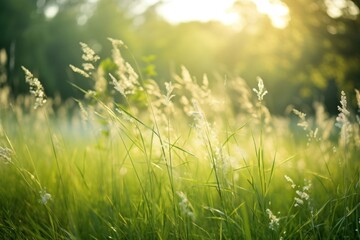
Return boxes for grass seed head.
[0,146,12,164]
[80,42,100,63]
[355,89,360,112]
[336,91,352,147]
[21,66,47,109]
[253,77,268,101]
[69,64,90,78]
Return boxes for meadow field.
[0,40,359,239]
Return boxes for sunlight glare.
[44,4,59,19]
[324,0,359,18]
[156,0,240,25]
[253,0,290,28]
[139,0,290,29]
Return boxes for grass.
[0,39,359,239]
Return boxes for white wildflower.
[294,197,304,207]
[253,77,268,101]
[302,180,312,192]
[21,66,47,109]
[39,189,52,205]
[284,175,296,188]
[266,208,280,230]
[293,179,311,207]
[296,190,309,201]
[177,191,195,221]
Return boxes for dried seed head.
[21,66,47,109]
[253,77,268,101]
[0,146,12,164]
[79,42,100,63]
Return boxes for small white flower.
[294,197,304,207]
[39,189,52,205]
[177,191,195,221]
[284,175,296,188]
[296,190,309,201]
[266,208,280,230]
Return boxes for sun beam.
[252,0,290,28]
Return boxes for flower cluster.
[266,208,280,230]
[284,175,296,188]
[285,175,312,207]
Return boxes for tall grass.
[0,40,359,239]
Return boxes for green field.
[0,41,359,239]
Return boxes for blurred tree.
[0,0,88,97]
[0,0,37,92]
[222,0,360,114]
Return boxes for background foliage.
[1,0,360,114]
